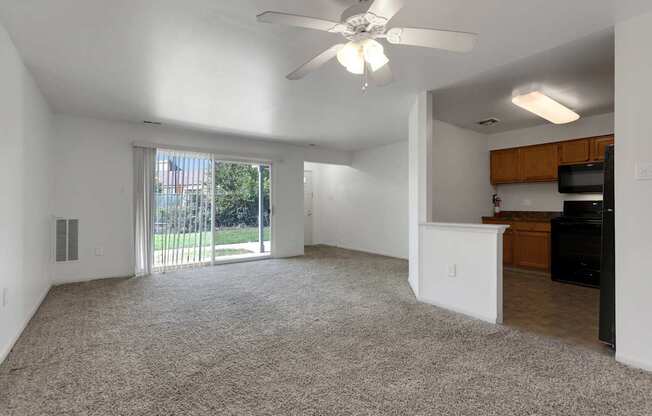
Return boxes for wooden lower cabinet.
[503,230,514,266]
[513,231,550,271]
[484,219,551,272]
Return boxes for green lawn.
[154,227,270,251]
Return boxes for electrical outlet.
[448,265,457,278]
[2,288,8,308]
[636,162,652,180]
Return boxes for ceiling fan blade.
[287,44,345,80]
[367,0,406,22]
[386,27,478,52]
[257,11,342,32]
[368,63,394,87]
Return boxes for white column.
[408,91,433,297]
[614,12,652,372]
[258,165,264,253]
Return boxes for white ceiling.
[433,30,615,134]
[0,0,649,150]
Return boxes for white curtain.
[134,146,156,276]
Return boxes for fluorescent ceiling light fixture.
[337,39,389,75]
[512,91,580,124]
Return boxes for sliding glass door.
[213,162,271,258]
[153,149,271,272]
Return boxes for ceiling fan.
[257,0,478,88]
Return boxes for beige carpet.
[1,246,651,415]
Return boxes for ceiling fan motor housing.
[338,1,388,41]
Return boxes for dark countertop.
[482,211,561,223]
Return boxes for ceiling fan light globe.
[337,41,362,67]
[369,53,389,72]
[362,39,389,72]
[346,59,365,75]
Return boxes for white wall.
[494,182,602,212]
[614,13,652,372]
[0,25,53,362]
[488,113,614,212]
[419,223,507,324]
[306,140,409,259]
[432,120,493,223]
[52,114,348,284]
[488,113,614,150]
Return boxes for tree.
[214,163,270,228]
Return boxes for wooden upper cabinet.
[489,135,614,185]
[590,135,615,161]
[519,144,558,182]
[559,139,590,164]
[491,149,520,184]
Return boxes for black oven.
[558,162,604,194]
[551,201,603,288]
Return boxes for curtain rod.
[132,141,278,164]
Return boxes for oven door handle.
[554,222,602,228]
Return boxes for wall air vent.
[55,219,79,262]
[477,117,501,127]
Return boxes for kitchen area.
[483,135,615,350]
[430,29,617,352]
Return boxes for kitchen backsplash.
[495,182,602,212]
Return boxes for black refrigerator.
[599,145,615,347]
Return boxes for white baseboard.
[312,243,408,261]
[0,284,51,365]
[408,277,419,297]
[417,296,500,325]
[616,352,652,373]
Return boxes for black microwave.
[558,162,604,194]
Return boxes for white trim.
[316,243,408,261]
[418,295,502,324]
[132,141,275,165]
[408,277,419,297]
[0,284,51,365]
[616,352,652,373]
[420,222,510,234]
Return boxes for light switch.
[636,162,652,180]
[94,248,104,256]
